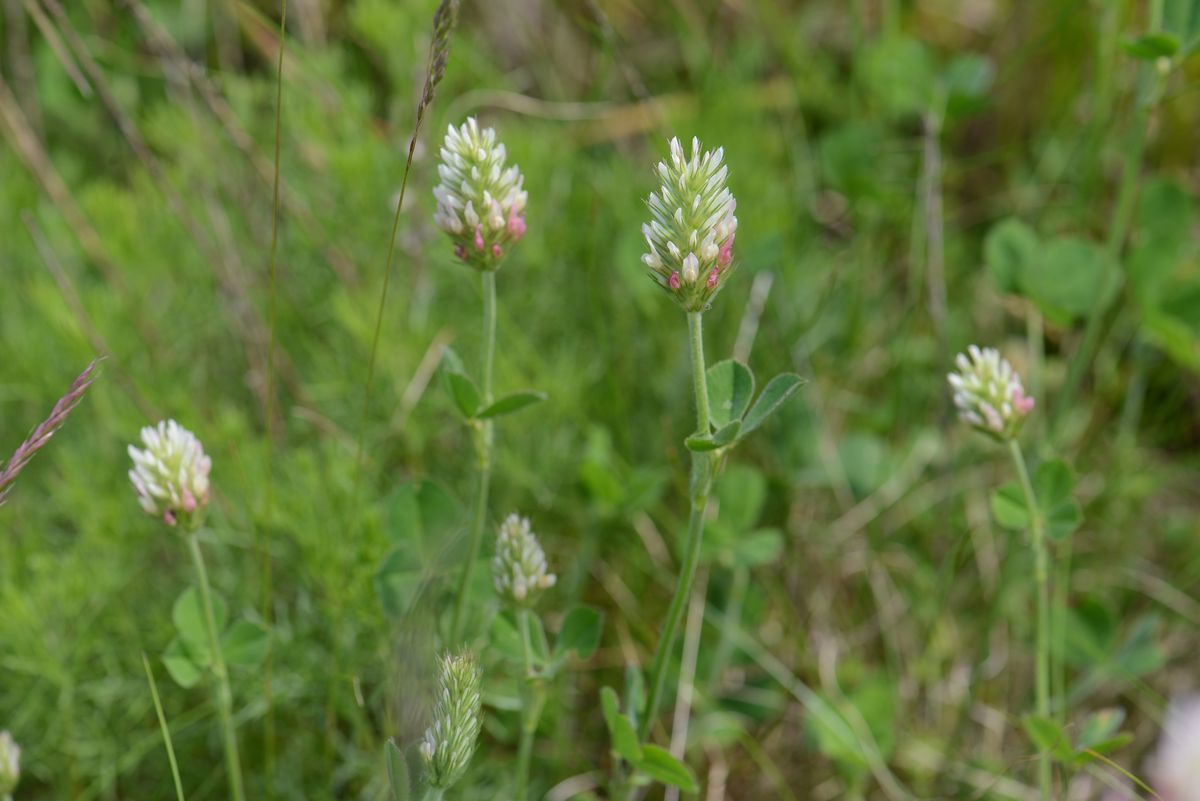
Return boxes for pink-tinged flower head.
[641,136,738,311]
[1150,696,1200,801]
[947,345,1034,441]
[433,118,527,271]
[128,420,212,530]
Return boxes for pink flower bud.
[507,209,526,240]
[473,226,485,251]
[707,267,720,288]
[718,235,735,267]
[492,244,503,258]
[668,271,681,290]
[454,244,468,260]
[163,509,177,526]
[182,488,197,513]
[1013,387,1035,416]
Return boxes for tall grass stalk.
[142,653,186,801]
[450,271,497,644]
[639,311,713,741]
[262,3,287,795]
[1007,440,1051,800]
[186,531,246,801]
[1055,0,1165,427]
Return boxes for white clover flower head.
[642,136,738,311]
[0,731,19,799]
[433,117,527,271]
[420,651,482,790]
[1149,695,1200,801]
[491,513,556,607]
[128,420,212,529]
[947,345,1035,441]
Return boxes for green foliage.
[2,0,1197,798]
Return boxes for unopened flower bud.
[491,513,556,607]
[642,136,738,311]
[947,345,1035,441]
[433,118,527,271]
[128,420,212,529]
[420,652,482,789]
[0,731,20,800]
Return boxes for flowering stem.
[451,271,497,643]
[186,532,246,801]
[1007,440,1052,800]
[515,608,543,801]
[421,789,444,801]
[639,311,713,742]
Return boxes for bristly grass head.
[420,650,482,790]
[642,136,738,312]
[416,0,460,127]
[127,420,212,529]
[0,359,98,507]
[948,345,1035,441]
[433,118,528,270]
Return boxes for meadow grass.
[3,1,1200,799]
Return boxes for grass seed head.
[420,650,482,789]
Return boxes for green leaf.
[476,390,547,419]
[730,528,784,568]
[943,53,994,118]
[1034,460,1081,542]
[222,620,269,667]
[741,374,805,436]
[1021,236,1119,323]
[1164,0,1200,55]
[1129,178,1194,306]
[1075,708,1126,753]
[385,738,410,801]
[488,612,526,664]
[557,606,603,661]
[1022,714,1074,762]
[637,745,698,792]
[162,638,203,688]
[984,217,1038,295]
[601,687,643,764]
[715,466,767,531]
[990,483,1030,531]
[1034,460,1073,505]
[444,370,481,418]
[706,360,755,428]
[685,420,740,452]
[1121,32,1180,59]
[173,587,226,666]
[376,481,463,617]
[624,666,644,732]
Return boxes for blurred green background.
[2,0,1199,798]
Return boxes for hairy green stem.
[639,311,713,742]
[187,533,246,801]
[451,271,497,643]
[1007,440,1051,800]
[421,788,444,801]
